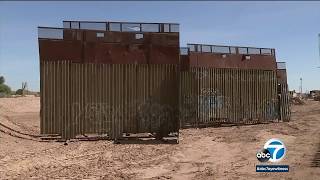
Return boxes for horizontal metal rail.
[38,26,179,40]
[187,43,275,56]
[277,62,287,70]
[62,20,179,33]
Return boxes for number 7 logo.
[264,138,286,163]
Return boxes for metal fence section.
[38,27,63,39]
[187,43,275,56]
[278,83,291,122]
[40,61,290,140]
[180,68,279,127]
[62,21,179,33]
[40,61,179,140]
[277,62,286,70]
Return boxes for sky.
[0,1,320,92]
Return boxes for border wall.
[40,61,179,140]
[180,67,279,128]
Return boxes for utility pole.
[299,78,303,95]
[318,34,320,68]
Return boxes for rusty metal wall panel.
[180,67,279,127]
[277,69,288,84]
[180,55,190,71]
[40,61,179,140]
[93,43,147,64]
[38,40,83,62]
[38,28,179,65]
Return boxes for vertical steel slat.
[240,69,244,121]
[263,71,267,121]
[235,69,239,123]
[55,62,60,136]
[206,67,209,124]
[250,69,252,120]
[76,63,80,135]
[209,68,212,123]
[59,61,63,139]
[71,62,74,137]
[68,61,72,139]
[100,64,104,134]
[43,61,48,134]
[48,61,52,134]
[66,61,69,139]
[62,61,66,139]
[52,61,56,133]
[107,64,111,136]
[256,69,259,120]
[81,63,84,134]
[123,64,126,133]
[40,61,44,134]
[111,64,115,135]
[94,64,97,134]
[252,69,256,120]
[86,63,90,134]
[224,68,227,122]
[47,61,51,134]
[221,69,228,119]
[106,64,110,133]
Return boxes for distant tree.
[0,76,11,95]
[0,76,4,84]
[0,84,11,95]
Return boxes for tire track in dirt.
[2,114,39,135]
[0,129,37,141]
[0,122,40,138]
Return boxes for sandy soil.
[0,97,319,179]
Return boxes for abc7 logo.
[256,149,271,162]
[257,138,286,163]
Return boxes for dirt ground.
[0,96,319,179]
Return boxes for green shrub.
[0,84,11,95]
[15,89,24,95]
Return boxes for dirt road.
[0,97,319,179]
